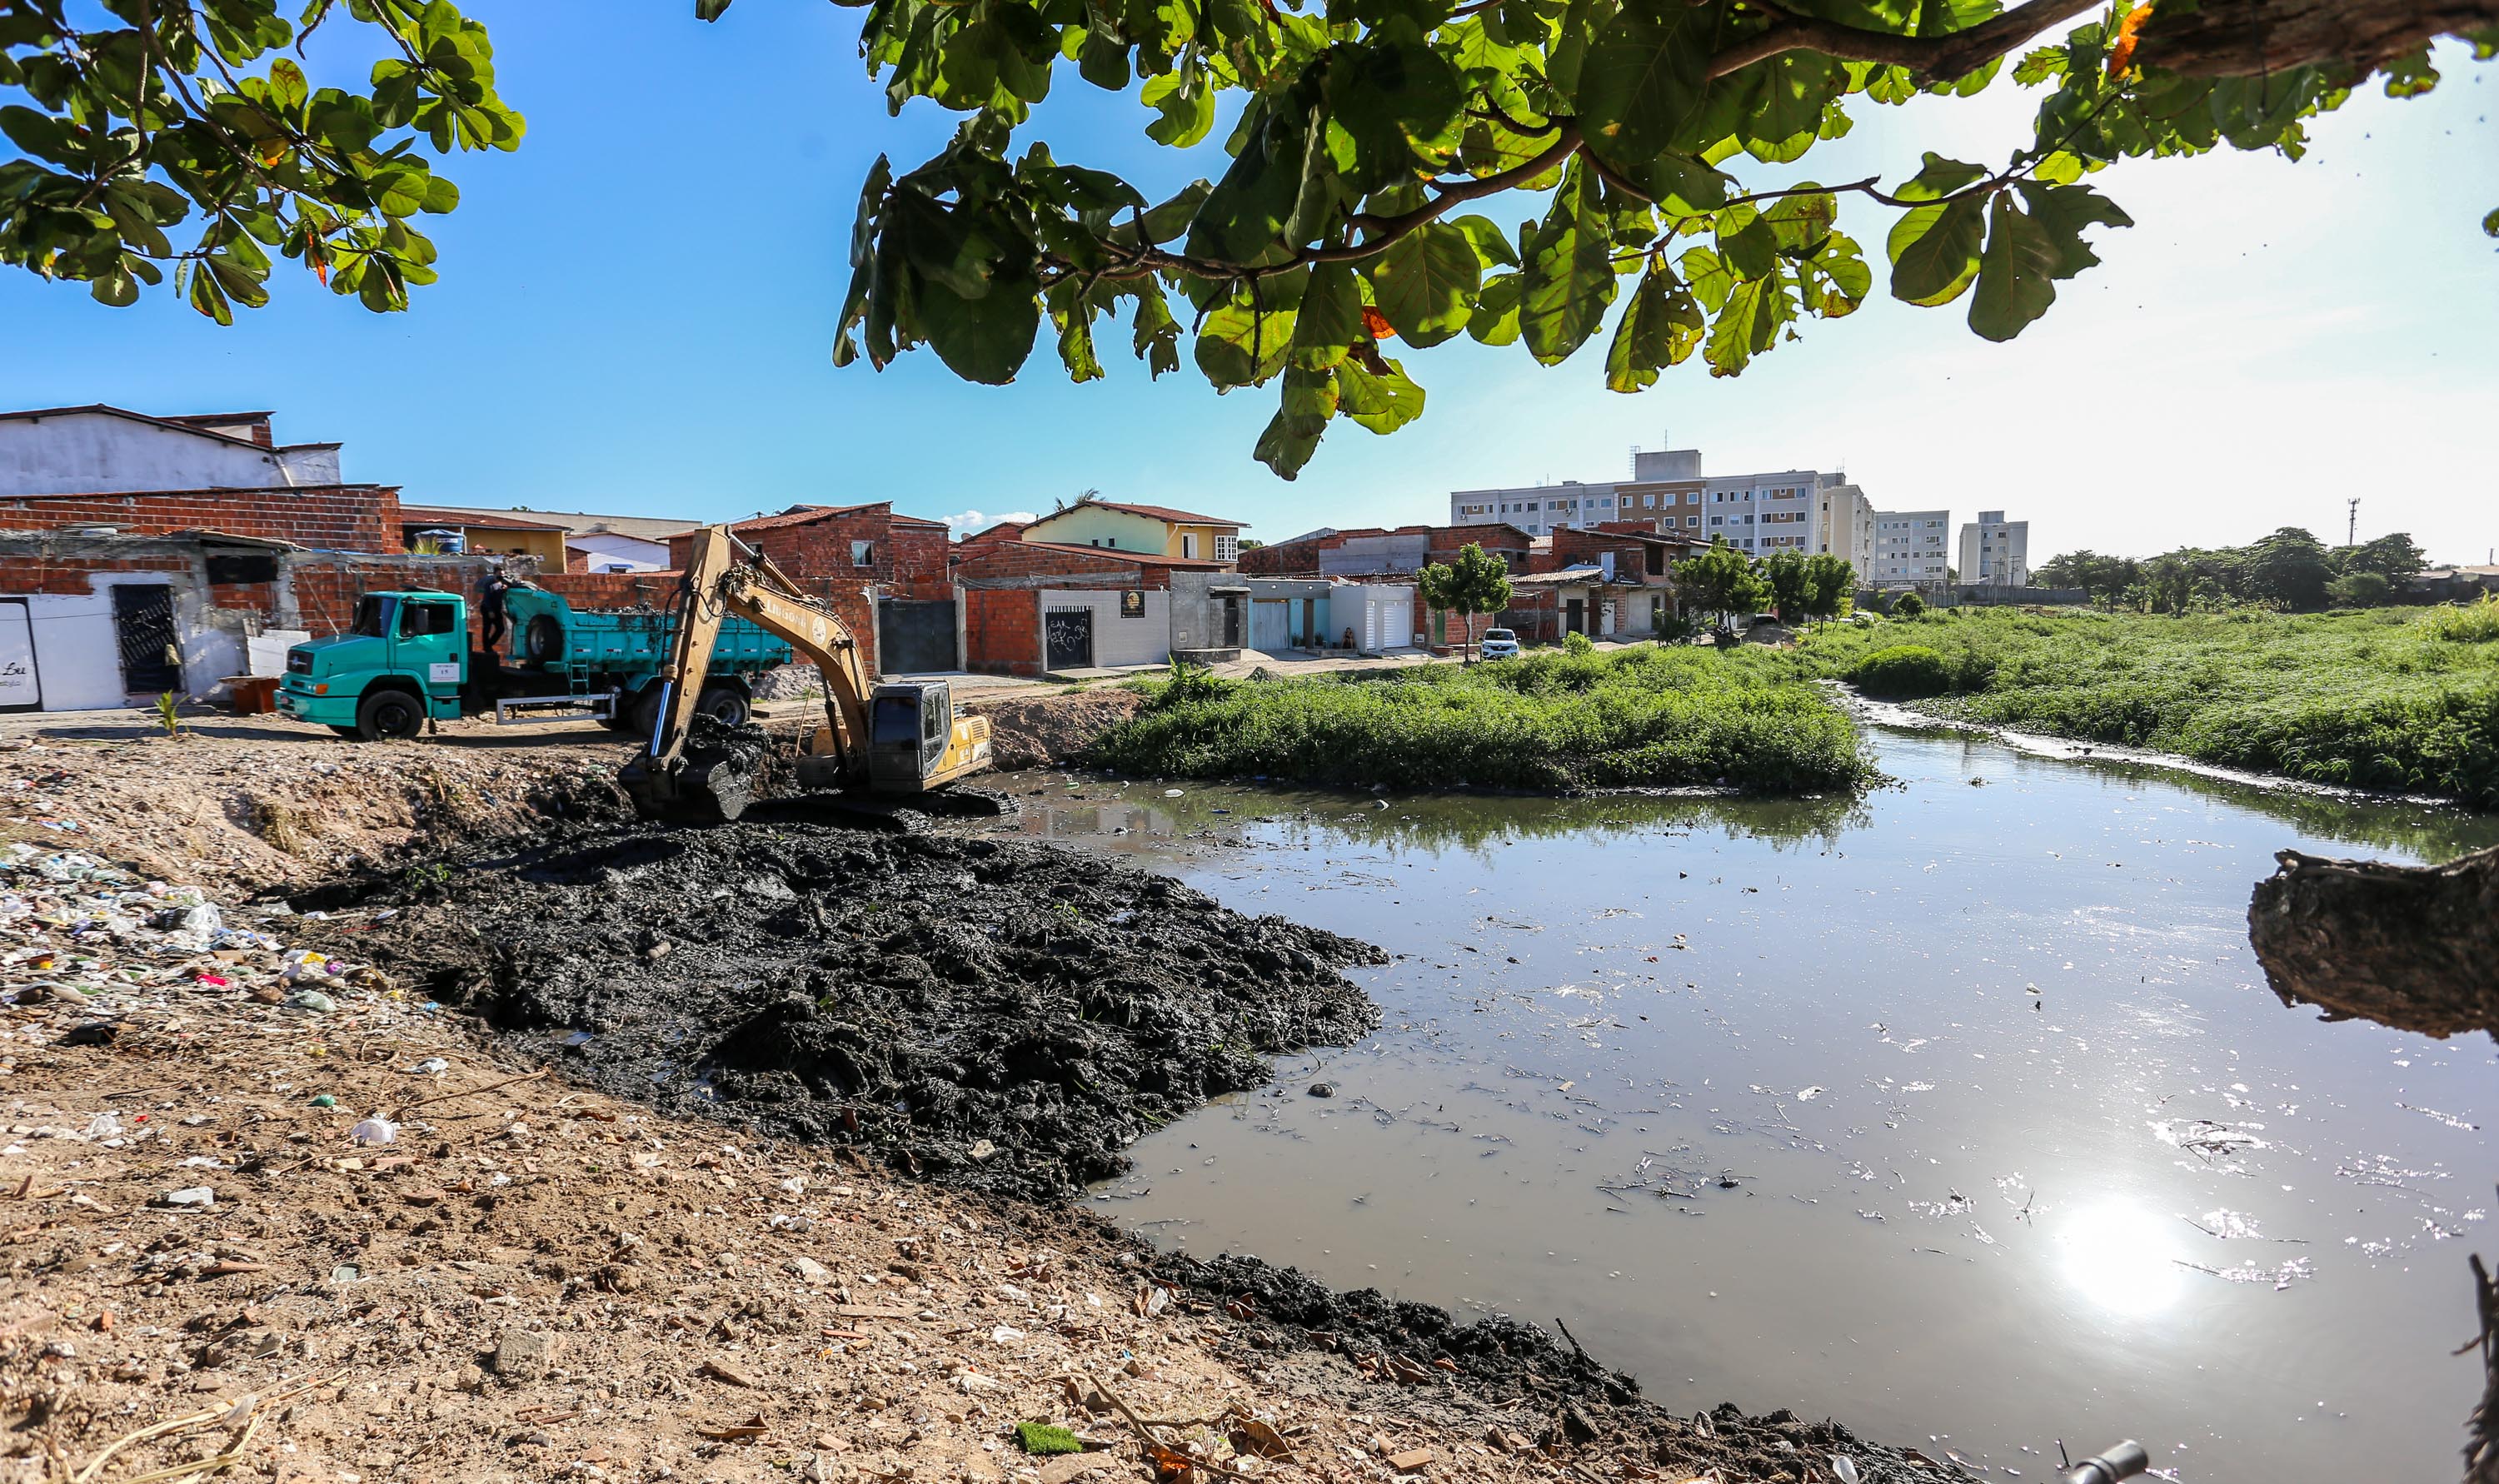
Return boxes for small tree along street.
[1416,540,1514,661]
[7,2,2496,472]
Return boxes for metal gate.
[112,585,182,694]
[1250,600,1289,651]
[1044,607,1093,670]
[878,598,957,675]
[0,599,40,712]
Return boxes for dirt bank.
[349,820,1382,1203]
[968,690,1145,771]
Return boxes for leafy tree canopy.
[2,1,524,319]
[1673,536,1769,620]
[1415,540,1514,659]
[9,0,2496,472]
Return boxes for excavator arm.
[620,523,990,823]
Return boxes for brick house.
[954,540,1233,676]
[661,503,955,675]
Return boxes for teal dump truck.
[277,585,792,740]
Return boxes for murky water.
[994,730,2499,1483]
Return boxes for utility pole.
[2347,496,2360,548]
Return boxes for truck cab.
[279,591,470,738]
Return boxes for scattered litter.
[350,1117,399,1147]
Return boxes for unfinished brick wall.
[534,570,681,612]
[951,542,1197,588]
[1536,528,1664,581]
[0,485,405,551]
[964,589,1040,676]
[0,553,192,595]
[885,520,952,600]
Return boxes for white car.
[1477,627,1521,660]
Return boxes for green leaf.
[1133,285,1180,376]
[1294,261,1364,367]
[1738,52,1841,163]
[1715,207,1777,279]
[1362,222,1479,347]
[1142,69,1216,147]
[1335,354,1425,433]
[1703,270,1790,376]
[1255,408,1324,479]
[1886,194,1986,306]
[696,0,735,18]
[1468,272,1522,345]
[1577,3,1709,178]
[2012,179,2131,278]
[1195,297,1296,387]
[1519,159,1617,366]
[2485,206,2499,239]
[1967,192,2060,343]
[1329,38,1465,184]
[1450,213,1518,267]
[1055,309,1105,382]
[1892,152,1988,202]
[1604,263,1678,393]
[1185,97,1317,264]
[916,271,1041,384]
[187,262,234,326]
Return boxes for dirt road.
[0,703,1923,1484]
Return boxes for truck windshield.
[351,596,396,637]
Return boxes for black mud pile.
[1155,1250,1940,1483]
[367,823,1383,1200]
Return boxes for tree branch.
[1707,0,2100,82]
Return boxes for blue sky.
[5,7,2494,561]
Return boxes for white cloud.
[940,509,1038,536]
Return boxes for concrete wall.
[569,533,671,572]
[1039,588,1171,668]
[0,411,339,495]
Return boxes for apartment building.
[1958,510,2029,586]
[1819,483,1876,570]
[1451,446,1865,562]
[1871,510,1953,586]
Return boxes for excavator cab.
[866,681,991,794]
[623,525,992,824]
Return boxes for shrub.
[1891,592,1926,619]
[1563,630,1595,655]
[2420,594,2499,643]
[1089,645,1873,794]
[1848,645,1953,699]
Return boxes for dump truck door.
[393,596,468,715]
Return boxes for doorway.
[112,585,182,694]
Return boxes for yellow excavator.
[619,525,991,822]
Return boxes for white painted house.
[0,406,341,495]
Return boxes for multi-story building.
[1958,510,2028,586]
[1818,483,1876,572]
[1451,445,1868,567]
[1871,510,1953,587]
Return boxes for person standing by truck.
[478,562,514,657]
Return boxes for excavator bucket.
[620,718,769,824]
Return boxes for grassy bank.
[1085,646,1873,794]
[1759,605,2499,807]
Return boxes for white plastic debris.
[350,1117,398,1147]
[83,1112,122,1140]
[160,1186,216,1208]
[411,1057,451,1075]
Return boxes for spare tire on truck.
[523,613,566,665]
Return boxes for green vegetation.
[1890,591,1926,620]
[2420,594,2499,645]
[2036,529,2428,612]
[1414,543,1514,664]
[1090,645,1872,795]
[1015,1425,1085,1457]
[1848,645,1950,699]
[1770,607,2499,807]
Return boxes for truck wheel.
[629,686,665,738]
[696,683,751,728]
[355,688,426,741]
[524,613,566,664]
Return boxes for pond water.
[994,729,2499,1483]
